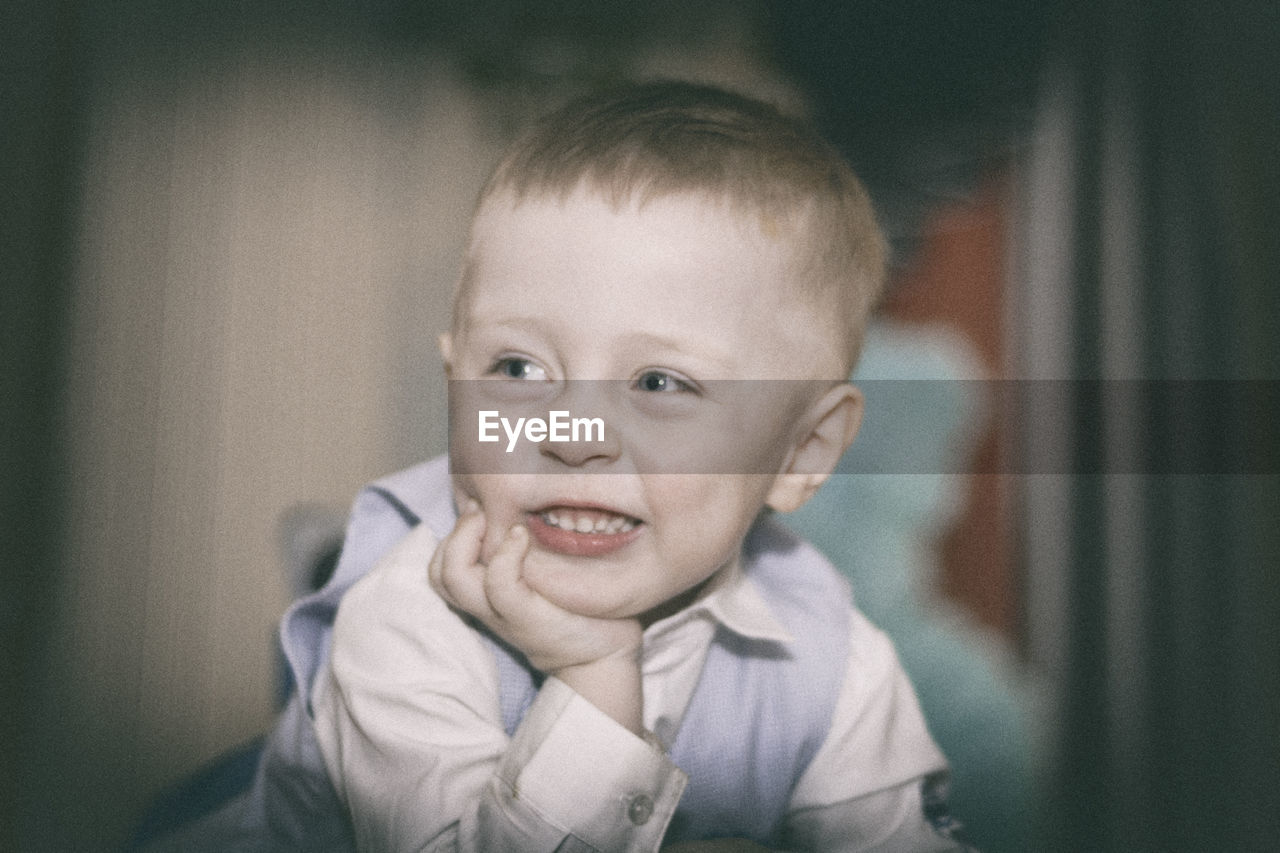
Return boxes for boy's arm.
[312,522,687,852]
[779,610,974,852]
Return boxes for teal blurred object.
[785,322,1037,853]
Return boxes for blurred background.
[3,1,1277,850]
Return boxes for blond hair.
[466,80,887,374]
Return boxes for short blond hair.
[466,80,887,374]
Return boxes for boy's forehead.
[473,185,772,241]
[465,187,805,293]
[457,187,849,378]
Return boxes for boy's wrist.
[552,645,645,735]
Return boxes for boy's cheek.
[449,477,478,519]
[449,474,518,563]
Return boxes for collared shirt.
[312,520,968,852]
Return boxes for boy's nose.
[537,381,620,469]
[539,423,621,468]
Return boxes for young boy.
[202,81,969,852]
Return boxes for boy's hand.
[429,500,644,700]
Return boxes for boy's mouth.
[526,504,643,557]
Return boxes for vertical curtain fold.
[1024,2,1280,849]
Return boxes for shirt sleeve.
[781,608,973,852]
[310,522,687,852]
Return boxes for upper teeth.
[542,510,636,535]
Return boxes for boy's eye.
[634,370,696,394]
[489,357,548,381]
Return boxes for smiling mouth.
[526,505,643,556]
[541,507,638,534]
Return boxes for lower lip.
[525,512,643,557]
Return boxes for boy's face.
[444,189,848,622]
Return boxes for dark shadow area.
[2,2,85,850]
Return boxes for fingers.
[429,500,534,628]
[428,508,642,678]
[429,499,488,614]
[483,524,532,617]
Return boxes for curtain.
[1016,3,1280,850]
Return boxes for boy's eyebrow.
[616,331,733,372]
[464,316,555,339]
[467,320,734,373]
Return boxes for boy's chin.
[521,560,639,620]
[522,557,710,627]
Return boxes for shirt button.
[627,793,654,826]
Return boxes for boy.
[191,81,969,852]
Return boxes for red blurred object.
[881,172,1019,643]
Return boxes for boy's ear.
[438,332,453,376]
[765,383,863,513]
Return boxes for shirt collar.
[646,552,795,646]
